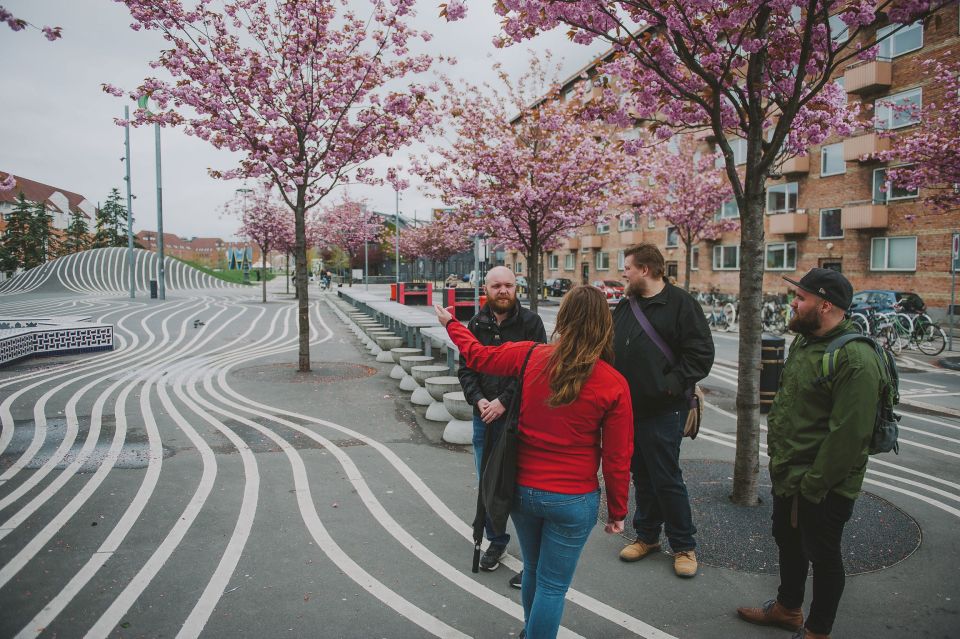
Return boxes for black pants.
[772,491,855,635]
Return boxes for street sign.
[953,233,960,273]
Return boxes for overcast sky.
[0,0,605,241]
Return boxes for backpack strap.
[816,332,877,386]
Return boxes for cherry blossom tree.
[632,135,737,290]
[472,0,952,504]
[1,6,62,40]
[414,54,635,312]
[108,0,441,371]
[878,58,960,212]
[230,182,294,302]
[398,221,472,283]
[316,195,384,286]
[0,172,15,193]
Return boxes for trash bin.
[149,279,158,299]
[760,334,785,414]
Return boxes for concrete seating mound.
[398,355,433,391]
[389,347,421,379]
[442,391,473,445]
[410,364,449,405]
[365,330,394,354]
[425,376,461,422]
[375,335,404,362]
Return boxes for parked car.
[850,290,926,314]
[547,277,573,297]
[592,279,625,302]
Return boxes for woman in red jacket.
[435,285,633,639]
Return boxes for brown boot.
[736,599,803,632]
[618,539,660,562]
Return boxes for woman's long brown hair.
[546,285,615,407]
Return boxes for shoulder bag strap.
[628,295,676,365]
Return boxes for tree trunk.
[526,244,540,313]
[293,189,311,372]
[683,238,692,292]
[731,186,766,506]
[285,252,290,295]
[261,248,268,304]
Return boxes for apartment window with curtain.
[596,220,610,234]
[564,253,575,271]
[870,237,917,271]
[666,226,679,248]
[548,253,559,270]
[766,183,799,213]
[713,245,740,270]
[765,242,797,270]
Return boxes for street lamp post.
[235,188,253,285]
[123,106,135,299]
[395,188,400,284]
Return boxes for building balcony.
[768,211,808,235]
[580,235,603,249]
[843,60,892,94]
[843,133,890,162]
[619,230,641,245]
[563,237,580,250]
[841,203,888,230]
[781,154,809,175]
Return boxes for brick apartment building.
[0,172,95,235]
[514,6,960,311]
[136,230,261,269]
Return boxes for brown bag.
[683,385,704,440]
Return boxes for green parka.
[767,319,883,503]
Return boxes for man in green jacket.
[737,268,883,639]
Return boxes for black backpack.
[814,333,900,455]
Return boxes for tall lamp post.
[235,188,253,285]
[138,95,165,300]
[395,188,401,284]
[123,106,135,299]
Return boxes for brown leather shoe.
[673,550,698,577]
[618,539,660,562]
[737,599,803,632]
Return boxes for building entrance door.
[581,262,590,286]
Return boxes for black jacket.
[457,301,547,414]
[612,282,714,418]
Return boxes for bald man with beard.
[457,266,547,583]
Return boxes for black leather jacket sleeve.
[456,316,486,406]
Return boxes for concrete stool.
[410,365,449,405]
[389,347,421,379]
[375,335,404,362]
[399,355,433,392]
[366,330,394,354]
[442,391,473,445]
[425,376,461,422]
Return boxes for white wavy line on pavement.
[16,304,273,639]
[215,298,677,639]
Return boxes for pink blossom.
[0,172,16,192]
[2,6,60,38]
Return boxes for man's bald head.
[485,266,518,315]
[485,266,516,285]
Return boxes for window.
[666,261,679,279]
[548,253,559,270]
[766,182,799,213]
[718,199,740,219]
[873,168,919,203]
[596,221,610,234]
[647,214,656,228]
[715,137,747,167]
[596,251,610,270]
[515,262,523,274]
[877,21,923,58]
[666,226,679,248]
[690,246,700,271]
[713,245,740,270]
[564,254,575,271]
[617,250,625,270]
[618,214,637,231]
[766,242,798,270]
[829,14,849,44]
[819,208,844,239]
[871,236,917,271]
[876,88,921,130]
[820,143,845,176]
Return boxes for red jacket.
[447,320,634,520]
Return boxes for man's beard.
[788,306,822,335]
[489,294,516,314]
[625,280,644,298]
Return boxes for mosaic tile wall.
[0,326,114,367]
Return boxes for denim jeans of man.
[772,491,855,635]
[472,414,510,546]
[511,486,599,639]
[630,410,697,551]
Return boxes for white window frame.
[820,143,846,176]
[819,208,844,239]
[515,262,523,274]
[618,214,637,231]
[873,167,919,203]
[666,226,679,248]
[877,21,923,59]
[647,214,656,229]
[718,199,740,219]
[548,253,559,270]
[766,182,799,214]
[564,253,575,271]
[870,236,917,272]
[875,88,921,130]
[617,250,625,271]
[765,242,798,271]
[595,251,610,271]
[713,245,740,271]
[596,221,610,234]
[829,14,849,44]
[690,245,699,271]
[715,137,747,167]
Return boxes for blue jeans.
[472,414,510,546]
[630,410,697,552]
[511,486,599,639]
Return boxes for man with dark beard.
[738,268,883,639]
[612,243,713,578]
[457,266,546,582]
